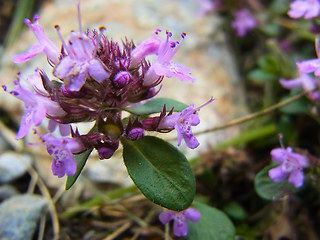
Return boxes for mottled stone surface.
[0,152,32,183]
[0,185,19,201]
[0,194,49,240]
[0,0,247,185]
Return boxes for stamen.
[33,14,39,22]
[166,30,172,38]
[278,134,285,149]
[195,97,215,111]
[77,2,83,34]
[155,28,162,35]
[94,27,107,55]
[24,18,31,26]
[55,25,74,58]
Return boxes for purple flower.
[7,71,66,139]
[297,58,320,76]
[231,8,257,37]
[48,120,71,137]
[40,133,85,178]
[280,71,320,101]
[143,31,196,86]
[159,208,201,237]
[269,135,309,188]
[158,98,214,149]
[53,29,110,91]
[288,0,320,19]
[130,30,162,66]
[12,15,60,64]
[195,0,219,17]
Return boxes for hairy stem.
[195,91,307,136]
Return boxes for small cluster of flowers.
[269,135,309,188]
[267,1,320,188]
[279,1,320,101]
[5,5,212,178]
[195,0,257,37]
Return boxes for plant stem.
[61,185,138,218]
[194,91,307,136]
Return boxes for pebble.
[0,194,49,240]
[0,152,32,183]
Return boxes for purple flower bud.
[113,71,131,88]
[98,147,115,159]
[127,128,144,140]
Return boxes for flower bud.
[113,71,131,88]
[98,147,115,159]
[127,127,144,140]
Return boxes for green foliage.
[254,164,297,200]
[187,202,236,240]
[66,148,93,190]
[125,97,188,115]
[122,136,195,211]
[258,56,280,75]
[247,69,278,83]
[223,201,247,221]
[280,95,309,114]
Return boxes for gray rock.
[0,194,49,240]
[0,152,32,183]
[83,151,132,186]
[0,185,19,201]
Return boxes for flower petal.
[288,170,304,188]
[88,59,110,82]
[280,78,302,89]
[12,43,44,63]
[185,208,201,222]
[159,210,175,224]
[173,216,188,237]
[269,165,288,183]
[297,59,320,76]
[270,148,287,164]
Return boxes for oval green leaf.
[66,148,93,190]
[187,202,236,240]
[122,136,195,211]
[125,98,188,115]
[254,164,297,200]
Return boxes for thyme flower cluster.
[6,6,211,179]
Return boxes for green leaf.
[187,202,236,240]
[257,56,279,74]
[254,164,297,200]
[125,98,189,115]
[247,69,277,83]
[280,96,309,114]
[223,201,247,221]
[122,136,195,211]
[66,148,93,190]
